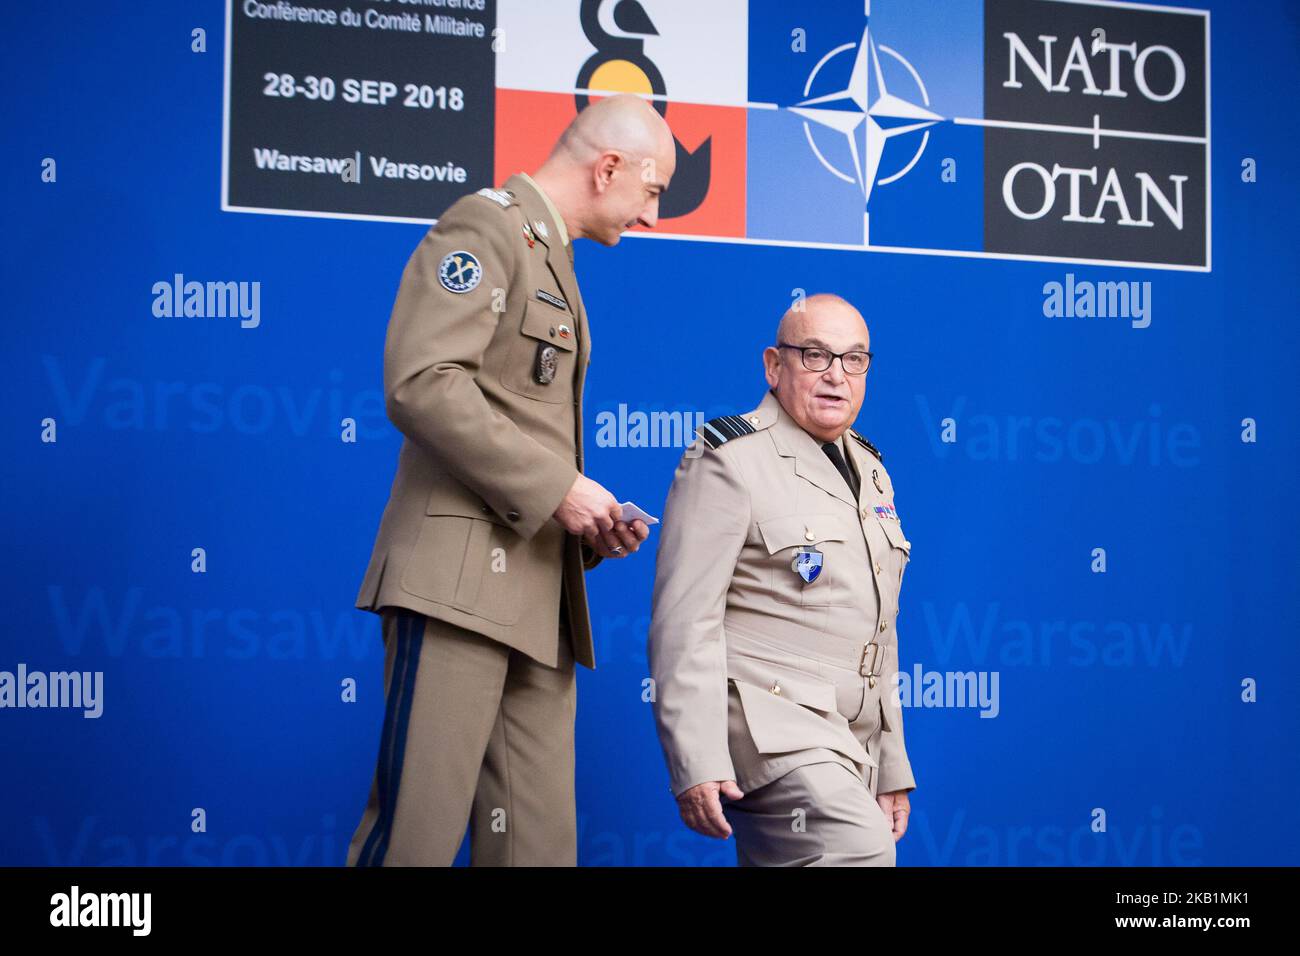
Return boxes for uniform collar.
[751,390,861,508]
[502,172,588,361]
[750,389,852,451]
[514,171,569,247]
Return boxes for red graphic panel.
[494,89,746,239]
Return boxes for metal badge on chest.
[534,344,558,384]
[792,545,823,583]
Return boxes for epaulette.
[850,430,883,462]
[698,414,757,450]
[474,187,517,209]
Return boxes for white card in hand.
[619,501,660,525]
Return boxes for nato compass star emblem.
[788,22,944,240]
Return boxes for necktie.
[822,441,860,500]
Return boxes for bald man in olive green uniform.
[348,94,676,867]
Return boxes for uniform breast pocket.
[756,514,855,607]
[875,513,912,591]
[877,511,911,555]
[499,299,577,404]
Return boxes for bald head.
[764,294,873,443]
[551,93,674,166]
[531,93,677,246]
[775,293,868,346]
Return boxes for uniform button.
[770,682,782,696]
[804,529,815,541]
[480,505,492,514]
[874,563,881,575]
[879,620,888,632]
[860,507,869,518]
[749,416,760,426]
[507,511,520,522]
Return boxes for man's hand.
[553,473,621,539]
[876,789,911,842]
[553,474,649,558]
[676,780,745,838]
[587,518,649,558]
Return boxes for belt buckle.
[859,640,883,684]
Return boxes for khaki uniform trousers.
[722,649,896,867]
[346,605,577,866]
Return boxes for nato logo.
[757,0,1209,271]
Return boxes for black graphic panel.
[983,0,1208,266]
[226,0,497,220]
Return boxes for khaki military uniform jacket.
[649,390,917,797]
[355,173,601,669]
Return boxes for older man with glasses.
[647,292,917,866]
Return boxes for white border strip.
[220,0,233,213]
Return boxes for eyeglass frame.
[775,341,874,375]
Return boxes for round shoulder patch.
[437,250,482,294]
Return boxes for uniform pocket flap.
[520,300,577,352]
[732,679,876,768]
[757,514,846,554]
[726,654,836,712]
[878,517,910,553]
[425,481,507,525]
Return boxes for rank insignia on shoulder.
[476,187,515,208]
[850,431,883,462]
[698,414,757,450]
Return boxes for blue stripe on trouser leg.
[358,610,424,866]
[356,611,409,866]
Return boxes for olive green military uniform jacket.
[355,173,601,669]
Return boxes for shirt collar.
[517,172,569,247]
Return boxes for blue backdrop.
[2,0,1297,866]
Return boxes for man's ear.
[762,347,781,388]
[593,151,622,193]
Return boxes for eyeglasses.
[777,342,873,375]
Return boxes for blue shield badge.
[792,546,823,583]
